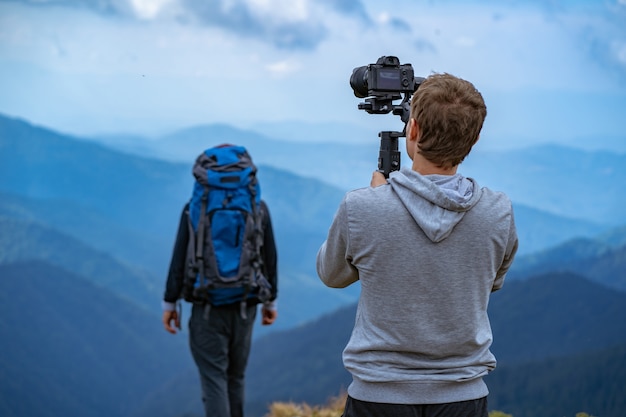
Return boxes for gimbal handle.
[378,131,404,178]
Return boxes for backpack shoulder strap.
[195,186,209,288]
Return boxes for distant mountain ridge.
[0,216,160,312]
[1,113,616,258]
[0,110,623,330]
[509,233,626,292]
[0,113,190,239]
[461,144,626,225]
[102,121,381,195]
[0,191,167,277]
[0,113,357,330]
[88,119,626,227]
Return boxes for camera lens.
[350,66,369,98]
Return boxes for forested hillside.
[487,343,626,417]
[134,267,626,417]
[509,231,626,292]
[0,261,192,417]
[0,217,159,311]
[243,271,626,417]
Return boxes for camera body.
[349,56,424,177]
[350,56,421,114]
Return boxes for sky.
[0,0,625,149]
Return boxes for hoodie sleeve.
[260,200,278,302]
[316,197,359,288]
[492,207,519,292]
[163,204,190,305]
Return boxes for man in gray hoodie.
[317,73,518,417]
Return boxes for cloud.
[388,17,411,32]
[173,0,372,50]
[413,38,437,54]
[177,0,326,50]
[130,0,174,19]
[3,0,133,16]
[317,0,370,22]
[265,58,301,77]
[554,2,626,86]
[374,11,411,32]
[0,0,624,139]
[1,0,372,51]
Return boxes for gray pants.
[189,303,257,417]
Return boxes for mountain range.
[245,268,626,417]
[0,260,192,417]
[139,268,626,417]
[2,113,622,325]
[89,121,626,228]
[1,112,625,417]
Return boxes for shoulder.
[345,184,391,203]
[473,186,515,223]
[342,185,394,217]
[478,186,513,208]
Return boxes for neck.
[411,153,458,176]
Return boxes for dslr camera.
[350,55,421,114]
[349,56,424,177]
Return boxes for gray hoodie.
[316,168,518,404]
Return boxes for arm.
[316,197,359,288]
[260,200,278,325]
[493,207,519,292]
[162,205,190,333]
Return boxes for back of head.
[410,73,487,168]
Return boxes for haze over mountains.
[90,122,626,227]
[1,112,625,417]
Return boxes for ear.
[407,118,419,143]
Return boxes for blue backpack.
[183,145,271,314]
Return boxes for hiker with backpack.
[162,144,278,417]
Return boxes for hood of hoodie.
[388,168,482,243]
